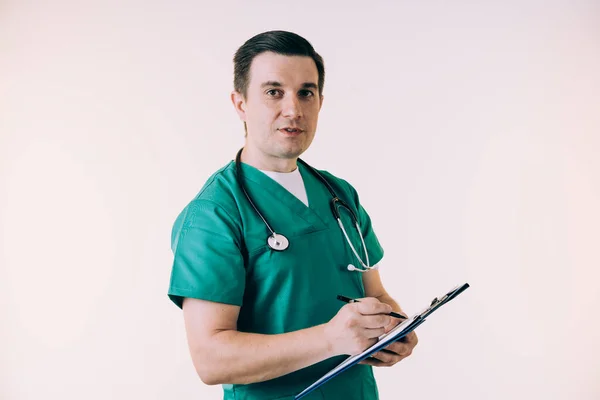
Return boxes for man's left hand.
[359,316,418,367]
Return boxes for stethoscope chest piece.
[267,233,289,251]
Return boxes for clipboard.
[295,283,470,399]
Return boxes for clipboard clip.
[421,283,470,319]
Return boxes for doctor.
[168,30,418,399]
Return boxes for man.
[168,30,418,400]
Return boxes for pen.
[336,295,407,319]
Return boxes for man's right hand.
[323,297,393,356]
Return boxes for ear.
[230,90,247,122]
[319,93,324,110]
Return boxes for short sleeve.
[168,199,245,309]
[346,183,385,267]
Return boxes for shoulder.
[171,162,243,247]
[307,164,361,205]
[192,161,239,205]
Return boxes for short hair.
[233,30,325,98]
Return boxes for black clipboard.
[295,283,470,399]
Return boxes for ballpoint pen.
[336,295,407,319]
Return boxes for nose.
[281,95,302,119]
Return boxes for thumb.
[383,316,404,333]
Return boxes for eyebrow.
[261,81,318,90]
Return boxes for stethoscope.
[235,148,377,273]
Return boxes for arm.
[183,296,393,385]
[362,268,405,314]
[361,268,419,367]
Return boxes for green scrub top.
[168,160,385,400]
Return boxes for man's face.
[233,52,323,167]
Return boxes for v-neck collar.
[236,161,331,233]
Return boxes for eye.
[299,90,314,98]
[266,89,283,97]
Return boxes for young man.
[168,30,418,400]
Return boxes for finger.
[359,357,396,367]
[385,341,412,357]
[356,299,393,316]
[399,332,419,349]
[406,332,419,347]
[361,327,386,339]
[370,350,400,364]
[384,318,401,333]
[358,314,392,329]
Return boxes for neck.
[240,147,298,173]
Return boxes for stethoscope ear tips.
[347,264,356,272]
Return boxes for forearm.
[194,323,335,385]
[376,293,404,315]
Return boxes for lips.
[279,127,304,134]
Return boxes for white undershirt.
[260,167,309,207]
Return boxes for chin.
[280,139,313,158]
[278,147,305,159]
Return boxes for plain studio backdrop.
[1,1,599,399]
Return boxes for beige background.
[1,1,599,399]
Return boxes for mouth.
[278,127,304,135]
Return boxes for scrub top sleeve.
[168,199,245,309]
[345,183,385,267]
